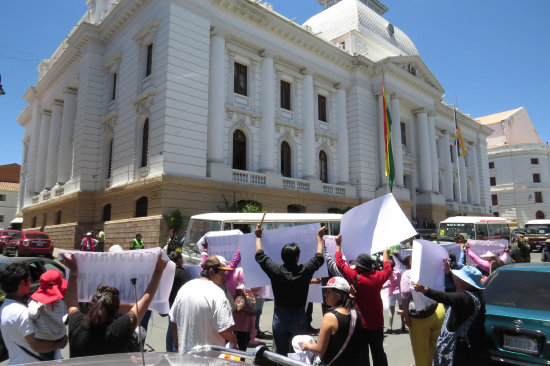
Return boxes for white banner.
[58,247,175,314]
[323,235,338,260]
[238,224,328,289]
[410,240,448,311]
[201,230,242,262]
[466,239,508,258]
[340,193,417,258]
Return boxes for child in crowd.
[28,270,68,360]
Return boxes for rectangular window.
[493,212,499,217]
[535,192,543,203]
[111,73,117,101]
[318,95,327,122]
[0,194,5,201]
[234,62,248,96]
[490,177,496,186]
[531,158,539,165]
[533,174,541,183]
[280,80,291,110]
[400,122,407,147]
[489,162,495,169]
[0,215,3,223]
[145,43,153,77]
[492,194,498,206]
[450,145,455,163]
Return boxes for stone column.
[390,94,404,186]
[441,131,453,200]
[415,109,432,192]
[207,30,226,166]
[34,110,52,192]
[336,88,349,184]
[428,111,439,193]
[460,154,467,203]
[45,100,63,188]
[259,52,275,173]
[470,141,481,204]
[58,88,77,184]
[378,94,387,187]
[302,73,315,179]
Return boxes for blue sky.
[1,0,549,166]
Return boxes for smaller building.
[478,108,550,227]
[0,164,21,228]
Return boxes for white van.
[438,216,510,242]
[524,219,550,252]
[183,212,342,259]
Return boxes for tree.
[163,209,184,234]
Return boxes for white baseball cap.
[321,277,350,294]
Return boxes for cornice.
[212,0,361,73]
[99,0,149,44]
[488,143,550,156]
[436,102,493,137]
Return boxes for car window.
[485,270,550,311]
[44,262,65,276]
[11,232,22,239]
[25,234,50,239]
[27,262,43,283]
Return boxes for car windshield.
[485,270,550,311]
[524,224,550,235]
[25,234,49,239]
[438,223,474,240]
[185,220,223,248]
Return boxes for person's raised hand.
[60,253,78,273]
[335,234,342,246]
[318,226,327,238]
[442,258,451,274]
[412,282,427,293]
[154,252,168,274]
[255,224,262,238]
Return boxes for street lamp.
[0,74,5,95]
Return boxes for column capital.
[440,129,448,134]
[65,87,78,96]
[259,49,272,59]
[300,67,311,76]
[413,107,426,115]
[210,27,225,38]
[42,109,52,116]
[428,110,437,117]
[53,99,64,108]
[390,92,399,100]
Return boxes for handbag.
[235,288,256,315]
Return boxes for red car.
[3,231,54,258]
[0,230,19,252]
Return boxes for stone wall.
[104,215,165,251]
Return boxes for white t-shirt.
[169,278,234,354]
[0,299,58,365]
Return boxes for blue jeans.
[255,298,266,331]
[166,322,176,352]
[272,307,307,356]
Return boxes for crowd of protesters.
[1,220,535,366]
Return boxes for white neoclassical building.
[478,107,550,226]
[16,0,492,248]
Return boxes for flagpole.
[453,104,463,215]
[383,69,390,194]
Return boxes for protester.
[383,257,404,334]
[166,251,190,352]
[231,274,257,351]
[300,277,363,366]
[542,239,550,262]
[255,225,325,356]
[463,244,507,276]
[165,229,180,255]
[61,252,167,357]
[400,256,445,366]
[516,235,531,263]
[80,232,97,252]
[413,265,491,366]
[130,233,144,250]
[169,255,237,354]
[335,235,391,366]
[96,228,105,252]
[28,270,68,361]
[0,263,68,365]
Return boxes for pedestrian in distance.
[542,239,550,262]
[96,228,105,252]
[165,229,180,255]
[80,232,97,252]
[130,233,144,250]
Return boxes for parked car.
[0,230,19,252]
[3,231,54,258]
[484,263,550,365]
[0,257,66,362]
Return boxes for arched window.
[135,196,148,218]
[140,119,149,168]
[107,138,113,178]
[536,210,545,219]
[55,211,62,225]
[319,150,328,183]
[237,200,262,212]
[281,141,291,178]
[232,130,247,170]
[287,204,305,213]
[103,204,112,222]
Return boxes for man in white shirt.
[0,263,67,365]
[169,255,237,354]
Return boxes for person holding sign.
[255,224,325,356]
[334,235,392,366]
[60,252,168,357]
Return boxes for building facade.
[0,164,21,228]
[17,0,492,248]
[479,107,550,227]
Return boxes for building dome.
[303,0,419,60]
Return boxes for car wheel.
[1,246,6,257]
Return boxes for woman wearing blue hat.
[412,265,491,366]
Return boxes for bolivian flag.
[382,82,395,191]
[454,108,466,157]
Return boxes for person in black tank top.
[301,277,364,366]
